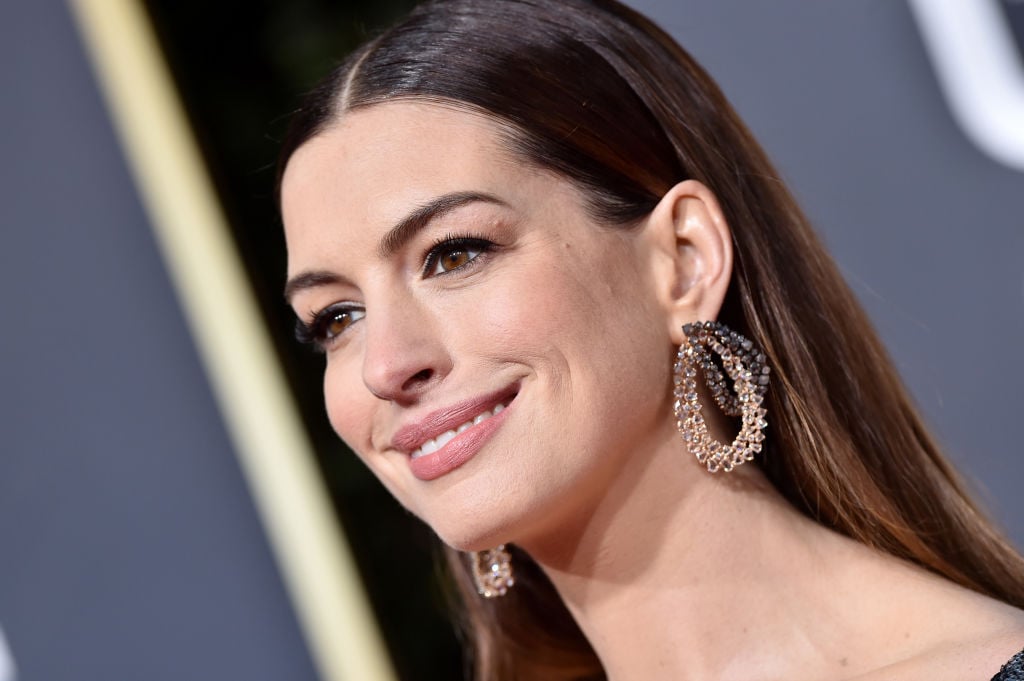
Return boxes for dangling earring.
[471,545,514,598]
[674,321,770,473]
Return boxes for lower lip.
[407,400,514,481]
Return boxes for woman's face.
[282,102,676,550]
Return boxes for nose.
[361,297,451,403]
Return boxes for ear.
[644,180,733,345]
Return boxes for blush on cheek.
[324,364,375,454]
[326,399,368,455]
[476,283,564,348]
[479,260,599,339]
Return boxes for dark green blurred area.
[140,2,463,679]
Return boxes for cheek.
[465,245,668,402]
[322,356,420,511]
[323,357,374,453]
[466,261,587,358]
[478,279,565,342]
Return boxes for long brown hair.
[278,1,1024,678]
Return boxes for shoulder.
[868,616,1024,681]
[922,598,1024,681]
[938,592,1024,680]
[944,624,1024,681]
[850,594,1024,681]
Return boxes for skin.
[282,101,1024,681]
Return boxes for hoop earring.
[674,321,770,473]
[471,545,514,598]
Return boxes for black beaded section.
[682,321,769,417]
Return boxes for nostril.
[405,368,433,388]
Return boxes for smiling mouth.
[410,395,515,459]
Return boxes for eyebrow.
[283,190,506,304]
[283,269,342,305]
[376,190,506,259]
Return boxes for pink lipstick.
[391,385,517,481]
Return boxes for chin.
[430,516,516,554]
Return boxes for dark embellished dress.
[993,649,1024,680]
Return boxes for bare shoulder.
[926,622,1024,681]
[852,595,1024,681]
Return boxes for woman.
[277,0,1024,678]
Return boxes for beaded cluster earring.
[471,544,515,598]
[674,321,770,473]
[469,321,770,598]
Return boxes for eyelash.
[295,233,497,351]
[421,233,495,277]
[294,304,364,352]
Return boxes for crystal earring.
[471,545,514,598]
[674,321,770,473]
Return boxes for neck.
[517,423,926,681]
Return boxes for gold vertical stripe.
[67,2,397,680]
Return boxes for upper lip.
[389,383,519,455]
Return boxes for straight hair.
[279,1,1024,678]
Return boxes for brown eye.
[304,306,365,349]
[326,311,355,338]
[424,237,493,276]
[439,249,471,272]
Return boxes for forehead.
[281,102,522,264]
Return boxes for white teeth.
[434,430,457,450]
[410,401,509,459]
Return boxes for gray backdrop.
[0,2,318,679]
[630,0,1024,543]
[0,1,1021,679]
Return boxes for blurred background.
[1,1,1022,680]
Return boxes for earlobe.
[645,180,733,344]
